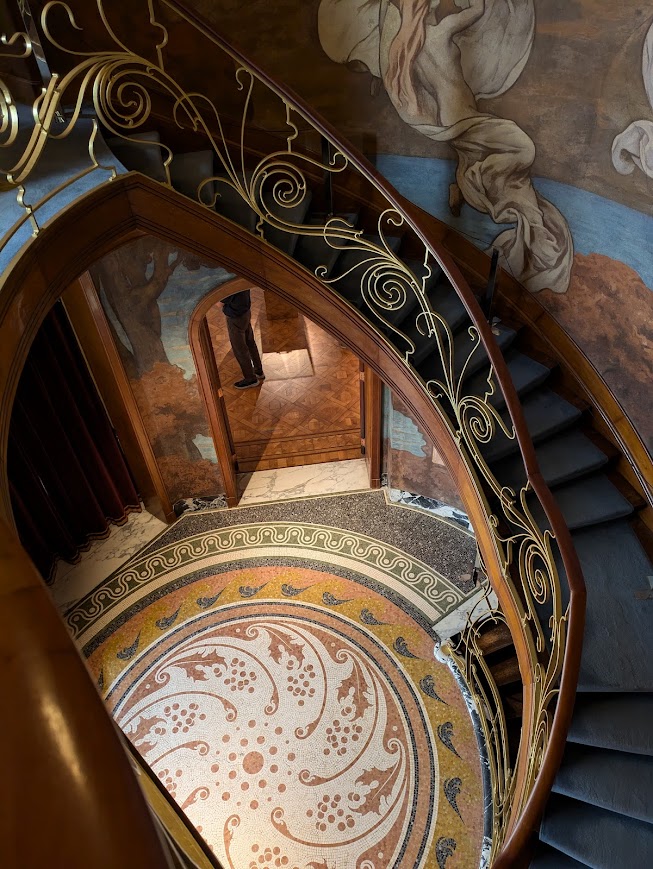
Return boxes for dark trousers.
[226,310,263,380]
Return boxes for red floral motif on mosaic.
[267,627,305,666]
[352,757,403,816]
[336,656,372,721]
[171,649,228,681]
[128,713,165,755]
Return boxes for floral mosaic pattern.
[93,567,484,868]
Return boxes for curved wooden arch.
[0,172,539,864]
[189,275,250,505]
[0,171,531,667]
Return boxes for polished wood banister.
[0,518,170,868]
[163,2,587,859]
[1,2,588,859]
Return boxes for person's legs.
[226,312,256,381]
[245,321,263,378]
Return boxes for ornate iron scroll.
[0,1,576,861]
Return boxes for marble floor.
[75,511,486,869]
[237,457,370,506]
[48,460,370,613]
[48,508,167,613]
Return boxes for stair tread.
[483,389,583,464]
[540,794,653,869]
[391,280,466,355]
[331,234,403,309]
[530,473,633,531]
[416,322,517,383]
[568,520,653,692]
[553,744,653,824]
[261,188,313,255]
[493,430,609,492]
[466,349,551,411]
[477,622,513,654]
[381,256,442,329]
[106,131,167,183]
[569,693,653,756]
[530,843,589,869]
[169,150,214,203]
[213,172,257,232]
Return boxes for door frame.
[189,280,383,501]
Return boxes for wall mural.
[612,19,653,180]
[92,237,235,504]
[319,0,573,294]
[201,0,653,454]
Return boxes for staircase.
[107,134,653,866]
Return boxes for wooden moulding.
[363,364,383,488]
[64,273,174,522]
[189,276,252,507]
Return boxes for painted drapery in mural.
[318,0,573,293]
[612,19,653,180]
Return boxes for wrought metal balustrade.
[0,1,586,864]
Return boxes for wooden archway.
[0,172,505,600]
[188,276,382,505]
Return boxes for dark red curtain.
[8,302,140,581]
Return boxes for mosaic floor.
[68,493,485,868]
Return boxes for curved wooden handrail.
[162,2,587,859]
[0,517,170,868]
[0,2,587,861]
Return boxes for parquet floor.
[206,289,362,472]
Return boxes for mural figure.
[612,19,653,180]
[318,0,573,293]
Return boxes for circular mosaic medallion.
[99,567,484,868]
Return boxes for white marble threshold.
[237,458,370,506]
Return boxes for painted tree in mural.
[92,237,201,377]
[92,238,216,494]
[318,0,573,293]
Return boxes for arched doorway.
[0,173,504,591]
[190,277,382,504]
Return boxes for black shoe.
[234,378,259,389]
[255,371,265,382]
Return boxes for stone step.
[539,794,653,868]
[568,693,653,757]
[530,473,633,531]
[169,150,215,204]
[465,350,551,412]
[106,131,168,183]
[553,744,653,824]
[482,389,582,464]
[492,429,609,492]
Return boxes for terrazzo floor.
[68,501,486,869]
[48,460,372,615]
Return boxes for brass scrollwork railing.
[0,1,586,864]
